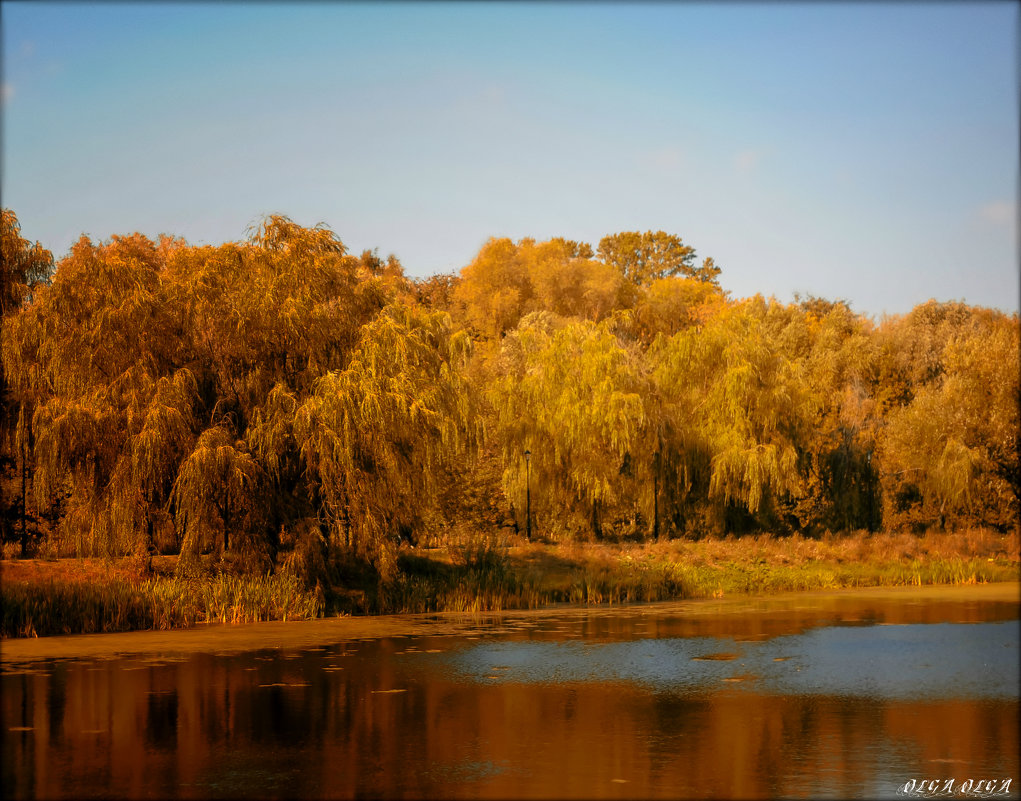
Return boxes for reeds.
[200,573,324,623]
[0,573,323,638]
[2,529,1016,637]
[370,529,1020,615]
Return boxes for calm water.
[2,585,1018,799]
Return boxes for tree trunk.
[143,515,155,575]
[223,494,230,552]
[19,439,27,558]
[339,477,352,550]
[653,462,660,543]
[653,435,663,543]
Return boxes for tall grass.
[1,573,323,638]
[371,529,1020,615]
[3,529,1017,637]
[200,573,324,623]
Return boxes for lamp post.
[524,449,532,542]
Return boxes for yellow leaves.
[8,204,1015,551]
[455,234,644,339]
[1,208,53,317]
[597,230,704,287]
[172,427,264,554]
[129,370,198,496]
[291,302,478,555]
[879,309,1019,528]
[491,316,646,517]
[709,443,801,513]
[632,275,726,341]
[247,215,348,258]
[650,297,814,517]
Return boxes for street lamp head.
[524,449,531,462]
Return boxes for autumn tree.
[2,215,405,570]
[491,312,646,539]
[0,210,54,554]
[1,210,53,318]
[597,230,720,288]
[163,217,400,566]
[173,425,265,563]
[6,207,1017,567]
[454,237,534,339]
[292,303,478,573]
[454,235,635,342]
[878,308,1019,531]
[414,272,461,313]
[650,297,814,534]
[3,232,185,559]
[631,275,728,344]
[774,298,880,533]
[527,239,631,323]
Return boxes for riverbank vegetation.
[2,528,1017,637]
[1,209,1018,637]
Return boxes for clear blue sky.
[2,2,1017,318]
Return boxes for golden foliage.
[2,209,1016,571]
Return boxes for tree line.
[2,209,1017,575]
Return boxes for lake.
[2,583,1018,799]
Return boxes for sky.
[2,1,1017,319]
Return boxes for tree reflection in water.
[2,588,1018,800]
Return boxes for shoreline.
[3,531,1018,640]
[3,581,1018,665]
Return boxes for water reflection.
[2,586,1018,800]
[444,621,1018,699]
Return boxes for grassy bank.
[2,529,1018,638]
[379,528,1020,614]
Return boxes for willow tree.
[873,300,985,412]
[159,216,400,564]
[2,232,190,557]
[173,426,264,560]
[491,312,646,539]
[1,210,54,554]
[651,296,814,534]
[125,369,199,561]
[292,302,477,572]
[879,310,1019,531]
[164,216,387,432]
[779,298,882,532]
[1,210,53,317]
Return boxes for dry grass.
[2,528,1017,636]
[0,555,177,585]
[0,559,323,638]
